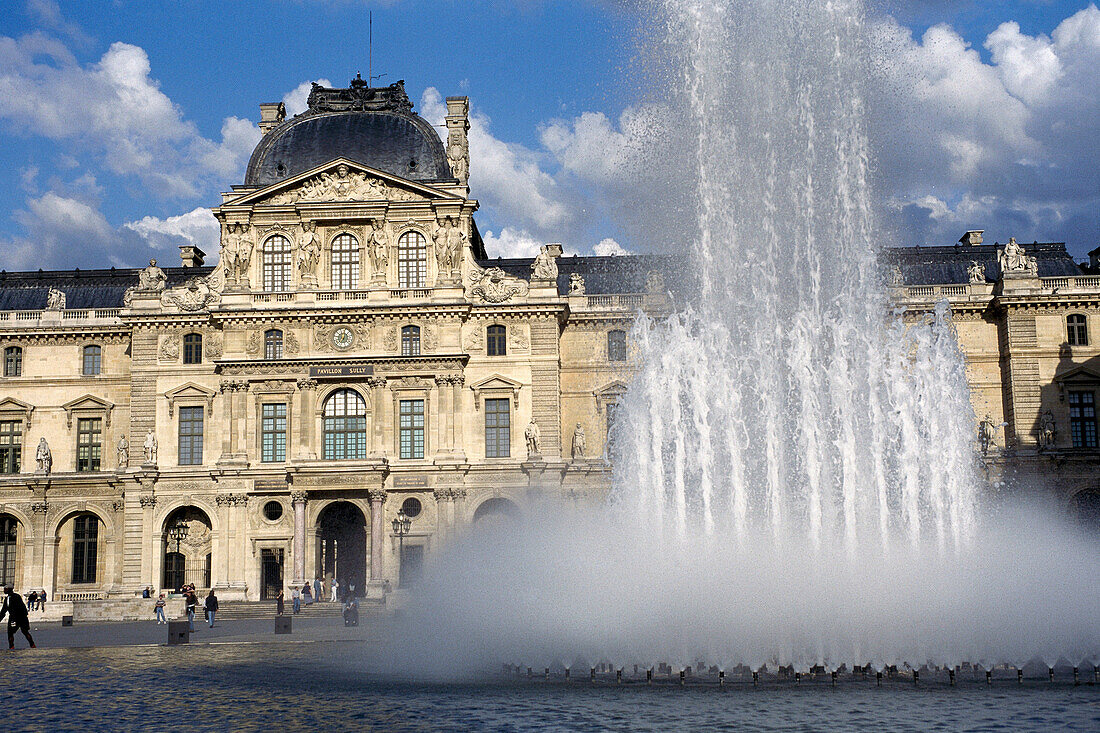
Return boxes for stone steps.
[214,601,351,620]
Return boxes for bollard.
[274,616,292,635]
[1049,667,1055,683]
[913,670,919,686]
[752,670,759,686]
[986,670,992,685]
[1017,669,1023,684]
[1073,667,1079,686]
[949,669,956,686]
[719,670,725,687]
[616,668,622,684]
[167,620,190,645]
[831,670,837,687]
[679,670,685,686]
[61,615,73,627]
[646,668,653,685]
[876,671,882,687]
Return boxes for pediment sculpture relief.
[467,265,530,303]
[161,267,224,312]
[264,164,423,205]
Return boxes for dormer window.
[265,329,284,360]
[487,325,507,357]
[401,326,421,357]
[1068,314,1088,346]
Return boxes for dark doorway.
[163,551,185,591]
[261,548,284,600]
[399,544,423,588]
[318,502,367,592]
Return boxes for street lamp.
[391,510,411,586]
[169,519,189,553]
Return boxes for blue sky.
[0,0,1098,269]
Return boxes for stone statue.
[35,438,51,475]
[223,224,254,284]
[646,270,665,294]
[45,287,66,311]
[890,265,904,286]
[531,244,562,280]
[998,237,1037,276]
[138,259,167,293]
[143,430,158,465]
[568,273,585,295]
[978,414,1000,455]
[368,219,389,275]
[434,217,464,275]
[1038,410,1056,449]
[525,419,541,457]
[571,423,586,459]
[448,137,469,184]
[296,221,321,278]
[967,261,986,284]
[117,435,129,468]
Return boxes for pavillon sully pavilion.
[0,77,1096,618]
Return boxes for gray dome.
[244,78,452,188]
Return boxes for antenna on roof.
[368,12,386,85]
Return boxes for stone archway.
[0,514,20,587]
[162,506,213,590]
[472,497,520,528]
[317,502,367,594]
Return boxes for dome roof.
[244,78,452,188]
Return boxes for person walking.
[330,579,338,603]
[154,593,167,624]
[1,585,36,649]
[184,587,198,632]
[302,582,313,606]
[204,590,218,628]
[313,577,321,604]
[276,589,285,616]
[291,587,301,614]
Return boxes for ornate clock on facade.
[332,327,354,350]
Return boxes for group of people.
[274,577,356,616]
[23,589,46,612]
[158,584,218,631]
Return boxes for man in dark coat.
[1,585,36,649]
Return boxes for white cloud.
[124,207,220,254]
[481,227,543,259]
[0,37,260,199]
[593,237,629,256]
[282,78,332,117]
[25,0,93,46]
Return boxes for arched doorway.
[317,502,367,593]
[0,514,19,587]
[473,498,520,529]
[162,506,213,590]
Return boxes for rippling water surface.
[2,642,1098,732]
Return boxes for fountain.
[378,0,1100,681]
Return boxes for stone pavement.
[12,612,383,650]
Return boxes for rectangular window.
[72,515,98,584]
[484,398,511,458]
[1069,391,1098,448]
[76,417,102,472]
[82,345,101,376]
[261,403,287,462]
[4,347,22,377]
[178,406,204,465]
[0,420,21,474]
[399,399,425,459]
[183,334,203,364]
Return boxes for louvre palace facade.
[0,77,1097,616]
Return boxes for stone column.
[291,491,308,585]
[139,493,157,588]
[435,376,451,453]
[219,380,236,460]
[215,494,232,588]
[297,379,318,459]
[433,488,453,543]
[368,489,387,582]
[30,500,49,591]
[451,376,465,459]
[452,488,468,538]
[235,384,250,456]
[367,377,387,456]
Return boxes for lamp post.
[168,520,189,589]
[391,510,411,587]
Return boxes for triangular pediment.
[223,158,461,208]
[165,382,216,401]
[0,397,33,414]
[1054,365,1100,385]
[61,394,114,428]
[471,375,523,392]
[595,381,628,398]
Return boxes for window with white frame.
[397,231,427,288]
[262,234,293,292]
[331,233,360,290]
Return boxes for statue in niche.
[998,237,1037,275]
[35,438,51,475]
[568,273,585,295]
[531,244,561,280]
[368,219,389,274]
[143,430,158,465]
[978,414,1001,455]
[296,221,321,277]
[45,287,66,311]
[525,419,541,457]
[571,423,586,460]
[1038,410,1056,449]
[117,435,129,468]
[434,217,464,275]
[138,259,167,293]
[967,261,986,284]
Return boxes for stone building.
[0,79,663,614]
[0,78,1096,617]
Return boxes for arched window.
[0,515,17,586]
[262,234,292,292]
[82,345,101,376]
[401,326,421,356]
[487,325,507,357]
[397,231,427,288]
[331,233,360,290]
[265,329,283,360]
[608,330,627,362]
[4,346,22,377]
[323,389,368,460]
[72,514,99,584]
[1068,314,1088,346]
[183,333,203,364]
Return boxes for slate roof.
[881,242,1082,285]
[0,266,213,311]
[479,254,679,295]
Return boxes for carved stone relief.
[382,327,399,353]
[463,325,485,353]
[204,336,223,359]
[509,325,530,352]
[159,334,180,362]
[265,164,422,205]
[467,266,529,303]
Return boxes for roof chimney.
[959,230,984,246]
[179,245,206,268]
[258,102,286,135]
